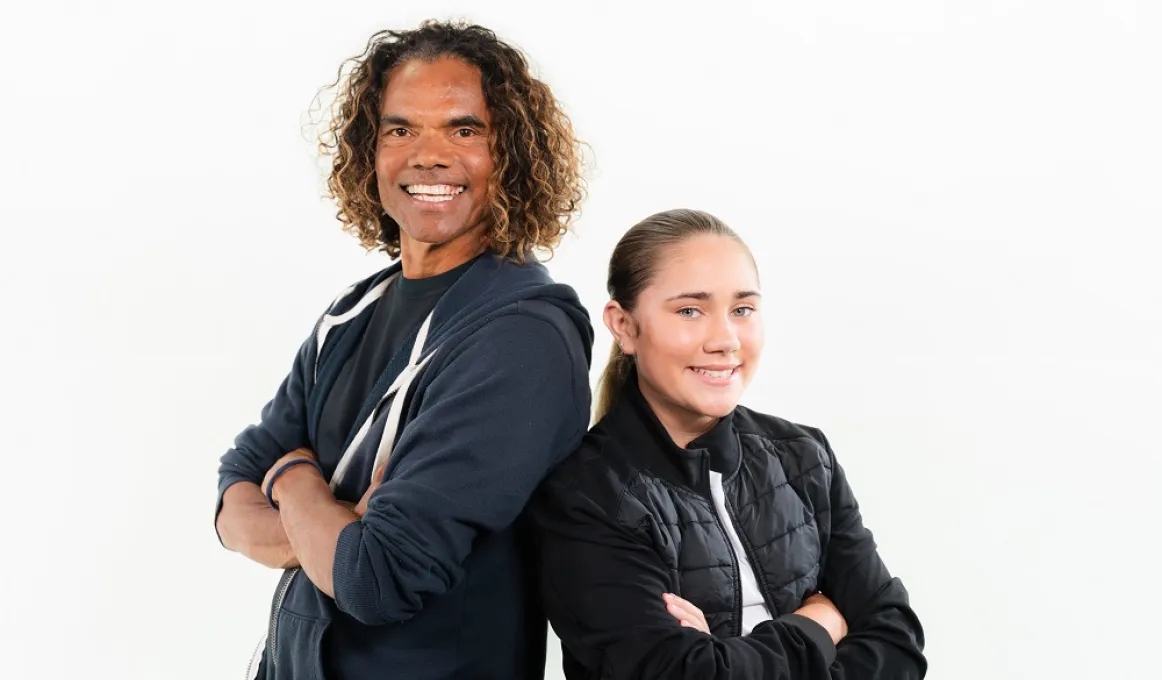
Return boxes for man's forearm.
[275,467,360,598]
[217,482,299,569]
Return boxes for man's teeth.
[406,184,465,202]
[693,368,734,379]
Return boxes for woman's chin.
[688,394,741,420]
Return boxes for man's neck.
[399,237,487,279]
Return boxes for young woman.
[532,209,926,679]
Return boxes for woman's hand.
[795,592,848,645]
[663,593,710,633]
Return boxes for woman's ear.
[603,301,638,356]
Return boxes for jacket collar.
[605,371,741,497]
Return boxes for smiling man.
[214,21,593,680]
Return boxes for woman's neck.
[637,377,718,448]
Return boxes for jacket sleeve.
[214,323,319,540]
[813,430,927,679]
[531,470,840,680]
[330,313,591,625]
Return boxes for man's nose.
[409,131,452,169]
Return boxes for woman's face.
[608,233,764,439]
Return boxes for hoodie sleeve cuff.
[779,613,838,666]
[214,475,250,548]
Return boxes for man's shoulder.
[430,257,592,367]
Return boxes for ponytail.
[594,343,633,422]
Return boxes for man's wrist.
[270,460,325,507]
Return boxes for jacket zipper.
[267,568,300,667]
[703,455,744,638]
[723,489,779,617]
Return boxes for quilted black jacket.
[531,378,926,679]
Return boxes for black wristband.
[265,458,323,509]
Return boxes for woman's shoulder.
[732,405,835,470]
[537,418,646,519]
[732,405,821,441]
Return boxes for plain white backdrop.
[1,1,1159,678]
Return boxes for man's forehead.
[381,75,490,121]
[383,58,483,96]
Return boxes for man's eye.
[387,128,408,137]
[455,128,477,137]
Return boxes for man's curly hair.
[317,20,587,261]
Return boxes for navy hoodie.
[216,253,594,680]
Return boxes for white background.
[1,1,1159,678]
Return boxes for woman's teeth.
[693,368,734,379]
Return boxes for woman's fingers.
[665,594,700,621]
[663,593,709,633]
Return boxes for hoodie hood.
[327,252,593,369]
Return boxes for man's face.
[375,57,496,253]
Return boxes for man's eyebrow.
[377,115,487,128]
[446,115,487,128]
[379,115,409,126]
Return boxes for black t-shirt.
[315,259,473,486]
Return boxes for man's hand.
[216,482,300,569]
[795,592,848,645]
[269,449,361,599]
[262,448,320,506]
[353,463,386,518]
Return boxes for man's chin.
[397,216,485,249]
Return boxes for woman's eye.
[678,308,701,318]
[733,306,755,317]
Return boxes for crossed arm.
[216,313,591,626]
[215,448,378,596]
[532,439,926,679]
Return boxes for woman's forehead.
[648,236,759,296]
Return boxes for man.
[215,21,593,680]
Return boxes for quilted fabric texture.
[618,420,833,637]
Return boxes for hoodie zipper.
[244,634,265,680]
[266,568,300,667]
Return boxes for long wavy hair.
[317,20,587,260]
